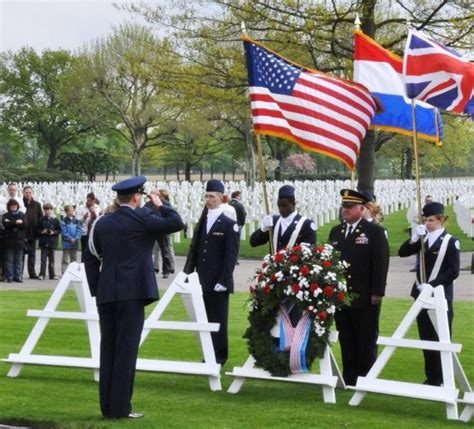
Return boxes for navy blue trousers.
[203,292,229,365]
[98,300,145,418]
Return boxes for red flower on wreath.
[300,265,310,276]
[292,284,301,294]
[289,254,299,264]
[257,273,264,282]
[323,260,333,268]
[316,245,324,253]
[293,245,302,252]
[324,286,334,297]
[309,282,320,292]
[318,311,328,321]
[274,253,284,263]
[263,284,271,294]
[270,273,277,282]
[337,291,346,302]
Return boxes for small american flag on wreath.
[243,36,379,170]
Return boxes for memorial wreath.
[245,242,349,377]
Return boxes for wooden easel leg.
[227,355,256,394]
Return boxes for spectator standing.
[23,186,43,279]
[220,194,237,222]
[144,189,176,278]
[2,199,26,283]
[78,192,101,261]
[61,205,82,273]
[0,183,25,215]
[37,203,61,280]
[229,191,247,264]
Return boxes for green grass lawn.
[172,205,473,258]
[0,290,473,428]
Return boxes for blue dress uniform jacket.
[249,214,316,252]
[398,231,459,301]
[398,230,460,386]
[85,205,183,305]
[328,218,390,386]
[195,213,239,293]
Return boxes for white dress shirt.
[280,210,298,235]
[426,227,444,248]
[206,208,223,233]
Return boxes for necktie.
[346,225,353,239]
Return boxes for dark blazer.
[250,213,316,252]
[229,199,247,227]
[398,230,459,301]
[23,199,43,240]
[328,218,389,307]
[2,211,26,249]
[185,212,239,293]
[84,204,184,305]
[37,216,61,248]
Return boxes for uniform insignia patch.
[212,232,224,236]
[233,223,239,232]
[355,236,369,244]
[310,222,316,231]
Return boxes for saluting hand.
[149,192,163,208]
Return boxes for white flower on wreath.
[285,286,292,295]
[313,288,322,297]
[275,271,284,281]
[327,305,336,314]
[338,281,347,292]
[312,265,322,274]
[296,291,304,301]
[314,324,326,337]
[324,272,337,281]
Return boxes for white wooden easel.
[5,262,101,381]
[226,318,344,403]
[349,285,472,421]
[4,269,222,390]
[135,272,222,391]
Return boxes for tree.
[284,153,316,173]
[66,24,182,175]
[0,48,91,167]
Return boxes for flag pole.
[242,21,275,255]
[411,99,427,283]
[351,169,356,189]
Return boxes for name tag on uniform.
[212,232,224,236]
[355,236,369,244]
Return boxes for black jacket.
[37,216,61,249]
[229,199,247,227]
[23,199,43,240]
[2,211,27,249]
[328,218,389,307]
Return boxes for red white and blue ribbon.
[278,305,311,373]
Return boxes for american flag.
[403,29,474,118]
[243,37,378,170]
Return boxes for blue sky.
[0,0,150,53]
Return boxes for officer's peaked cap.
[112,176,147,195]
[340,189,369,204]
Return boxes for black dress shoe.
[423,379,442,386]
[13,278,23,283]
[30,275,39,279]
[127,412,144,419]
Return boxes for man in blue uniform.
[399,201,460,386]
[184,180,239,365]
[84,176,184,419]
[328,189,389,386]
[249,185,316,252]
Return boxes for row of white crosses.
[1,179,472,240]
[454,195,474,238]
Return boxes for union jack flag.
[403,29,474,119]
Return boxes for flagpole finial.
[241,21,247,35]
[355,13,361,31]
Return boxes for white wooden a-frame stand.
[5,262,100,381]
[135,272,222,391]
[226,320,344,403]
[4,269,222,391]
[349,284,472,421]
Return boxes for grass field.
[0,290,473,428]
[172,205,474,258]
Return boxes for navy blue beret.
[422,202,444,217]
[112,175,147,195]
[206,179,225,193]
[278,185,295,199]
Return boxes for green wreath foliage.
[244,242,349,377]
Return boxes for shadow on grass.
[0,418,60,428]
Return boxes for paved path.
[1,251,472,300]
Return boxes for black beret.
[112,176,146,195]
[422,202,444,217]
[278,185,295,199]
[206,180,225,193]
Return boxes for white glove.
[411,224,427,242]
[214,283,227,292]
[260,215,273,232]
[417,282,431,293]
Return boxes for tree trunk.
[200,167,203,181]
[210,164,214,179]
[244,118,256,187]
[400,150,405,179]
[47,144,59,169]
[164,166,167,181]
[132,148,142,176]
[223,170,226,181]
[357,130,375,193]
[274,162,281,181]
[176,165,180,181]
[404,148,413,179]
[185,162,191,181]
